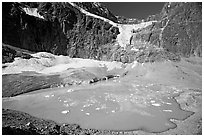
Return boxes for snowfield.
[2,52,124,75]
[116,21,156,47]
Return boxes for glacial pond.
[2,81,194,133]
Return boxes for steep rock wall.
[2,2,119,59]
[2,2,202,64]
[131,2,202,57]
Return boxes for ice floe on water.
[2,74,195,132]
[61,110,70,114]
[163,110,173,112]
[67,89,74,93]
[151,103,161,107]
[44,95,50,98]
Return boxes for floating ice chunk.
[95,107,100,110]
[69,102,77,106]
[86,113,90,115]
[63,100,68,103]
[45,95,50,98]
[83,104,89,108]
[101,104,107,109]
[165,102,172,105]
[61,110,70,114]
[152,103,161,106]
[81,109,84,112]
[160,100,172,105]
[111,110,116,113]
[64,104,69,107]
[150,100,156,103]
[67,89,74,93]
[163,110,172,112]
[51,94,54,97]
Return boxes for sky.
[103,2,165,19]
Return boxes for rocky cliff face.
[131,2,202,57]
[2,2,119,60]
[2,2,202,64]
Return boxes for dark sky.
[103,2,165,19]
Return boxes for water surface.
[2,82,193,132]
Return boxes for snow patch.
[131,61,139,68]
[23,8,44,19]
[68,2,117,26]
[3,52,124,75]
[116,21,156,47]
[31,52,55,59]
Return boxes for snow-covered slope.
[69,2,117,26]
[116,21,156,47]
[2,52,124,75]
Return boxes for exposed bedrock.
[2,2,202,64]
[2,2,119,60]
[131,2,202,57]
